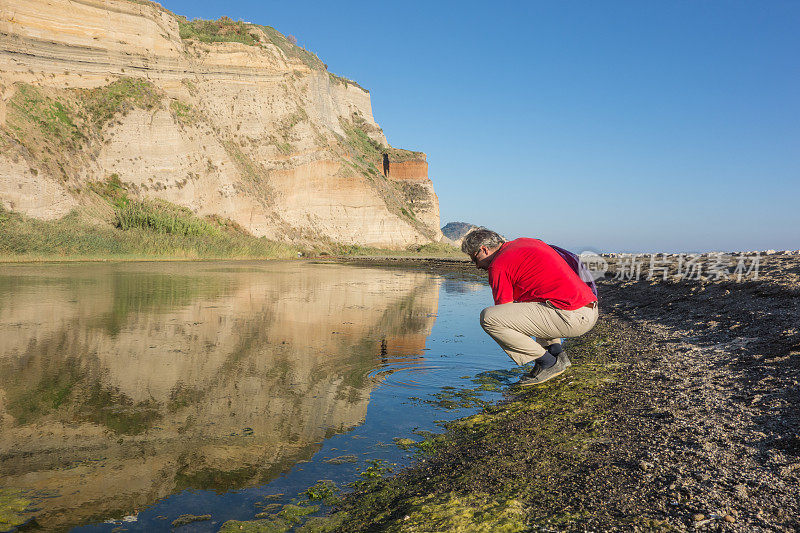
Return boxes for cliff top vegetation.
[177,16,328,73]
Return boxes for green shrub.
[115,199,220,237]
[178,16,258,46]
[343,122,385,161]
[80,78,162,125]
[88,173,129,209]
[170,99,196,124]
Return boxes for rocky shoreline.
[218,255,798,531]
[590,255,799,530]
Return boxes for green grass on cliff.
[89,175,224,237]
[79,78,163,126]
[343,122,385,163]
[87,173,129,208]
[0,204,299,261]
[4,79,163,172]
[257,25,327,71]
[325,241,461,258]
[341,119,425,167]
[178,16,259,46]
[0,173,456,261]
[177,16,327,71]
[329,73,369,93]
[7,85,82,146]
[115,199,222,237]
[6,84,85,160]
[169,99,197,125]
[5,84,90,181]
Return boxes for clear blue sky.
[160,0,799,253]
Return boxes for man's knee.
[479,306,489,329]
[479,306,498,331]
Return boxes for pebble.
[723,514,736,523]
[692,513,705,522]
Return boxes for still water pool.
[0,261,517,531]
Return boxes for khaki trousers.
[480,301,599,366]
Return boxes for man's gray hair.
[461,228,506,256]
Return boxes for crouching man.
[462,229,598,386]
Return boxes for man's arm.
[488,266,514,305]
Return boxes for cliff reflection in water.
[0,261,440,530]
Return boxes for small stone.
[692,513,705,522]
[394,437,416,450]
[723,515,736,523]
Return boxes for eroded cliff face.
[0,0,442,247]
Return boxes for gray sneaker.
[517,352,572,387]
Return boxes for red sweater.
[487,238,597,310]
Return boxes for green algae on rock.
[0,489,34,531]
[301,480,340,505]
[383,493,528,533]
[393,437,417,450]
[323,454,358,465]
[170,513,211,527]
[219,503,320,533]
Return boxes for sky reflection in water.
[0,261,512,531]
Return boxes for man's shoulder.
[498,238,547,256]
[511,237,545,246]
[490,238,542,270]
